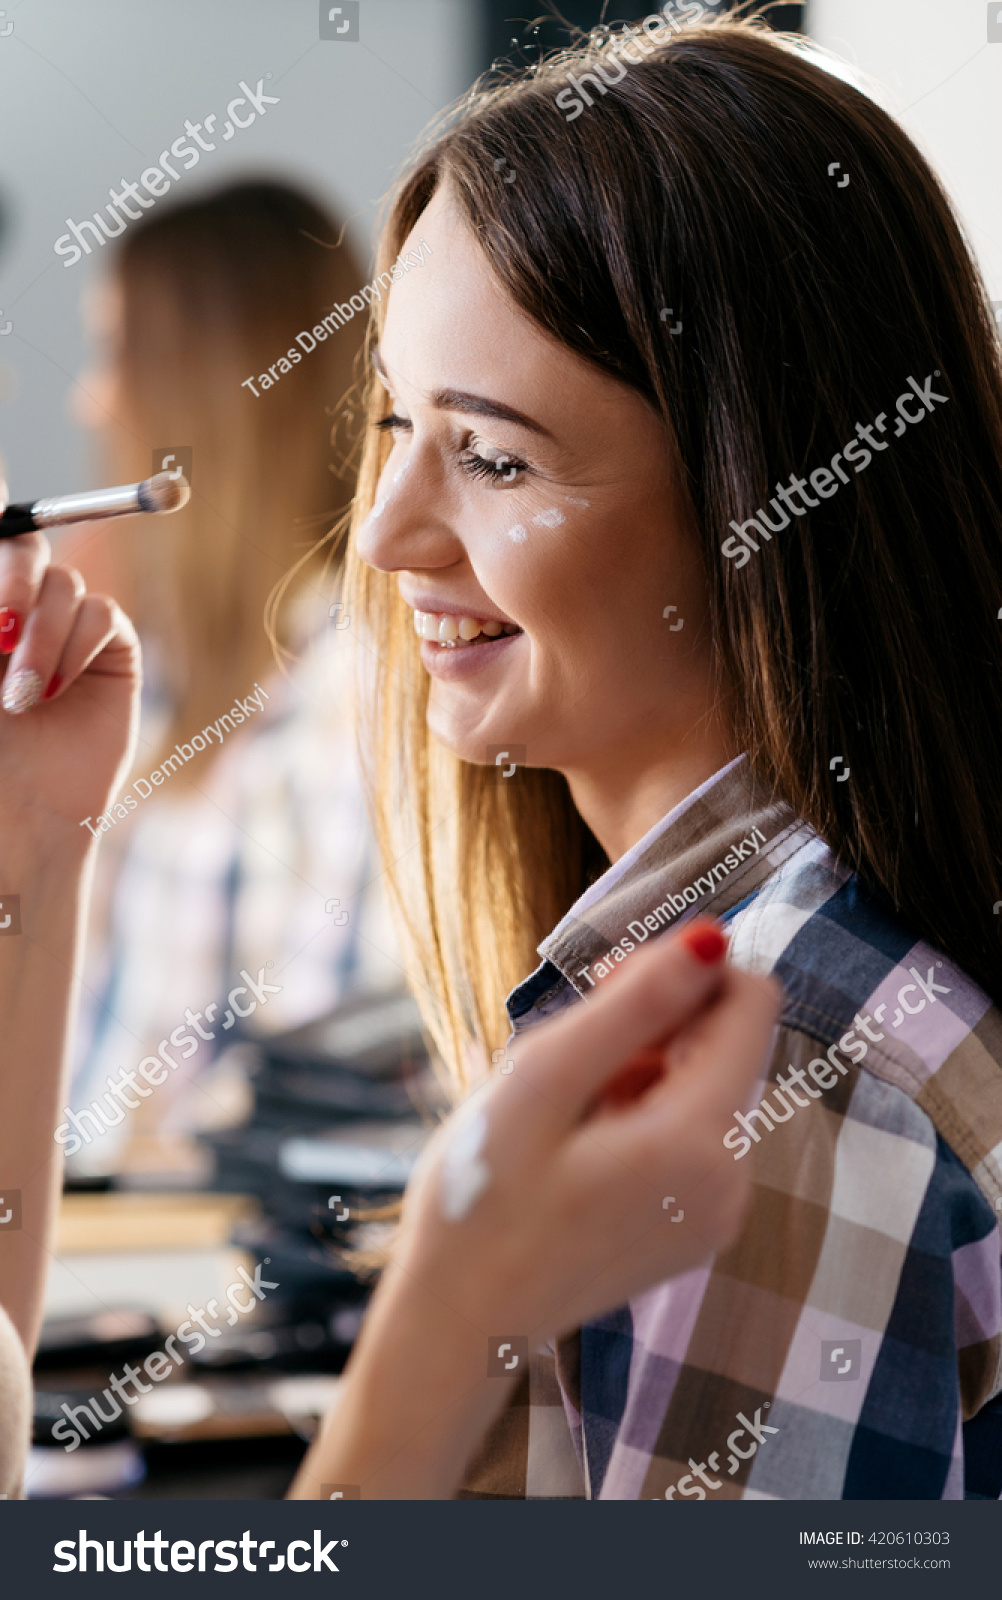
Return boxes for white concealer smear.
[438,1101,493,1223]
[506,524,529,544]
[564,496,591,507]
[361,496,388,533]
[532,508,565,528]
[362,456,410,534]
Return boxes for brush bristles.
[140,472,191,513]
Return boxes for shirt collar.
[537,754,805,998]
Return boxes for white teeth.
[411,610,519,647]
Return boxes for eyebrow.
[371,347,553,439]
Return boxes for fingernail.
[2,667,43,715]
[43,673,62,701]
[0,608,22,655]
[679,919,727,965]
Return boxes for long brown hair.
[101,180,363,772]
[345,17,1002,1086]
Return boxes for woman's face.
[358,185,724,821]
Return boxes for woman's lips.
[419,631,523,679]
[407,605,524,679]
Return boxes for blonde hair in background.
[102,180,365,776]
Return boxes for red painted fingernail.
[0,608,22,654]
[43,673,62,701]
[679,920,727,965]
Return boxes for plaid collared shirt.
[458,755,1002,1501]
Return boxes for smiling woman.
[319,14,1002,1502]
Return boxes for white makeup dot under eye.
[532,508,565,528]
[507,524,529,543]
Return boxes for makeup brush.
[0,471,190,538]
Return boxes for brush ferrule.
[29,483,144,527]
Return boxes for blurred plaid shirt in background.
[69,629,401,1179]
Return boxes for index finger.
[605,963,782,1153]
[0,528,51,656]
[496,919,733,1138]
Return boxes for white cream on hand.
[438,1102,492,1223]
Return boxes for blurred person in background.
[60,180,400,1181]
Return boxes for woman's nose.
[355,448,458,574]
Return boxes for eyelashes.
[459,451,527,485]
[374,412,410,435]
[373,414,529,486]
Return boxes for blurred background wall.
[0,0,480,495]
[810,0,1002,311]
[3,0,999,499]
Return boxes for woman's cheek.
[501,502,569,545]
[466,491,594,620]
[480,491,584,560]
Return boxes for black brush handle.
[0,504,38,538]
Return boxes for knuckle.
[628,963,678,1031]
[731,967,782,1021]
[81,592,116,632]
[41,564,79,604]
[0,531,48,593]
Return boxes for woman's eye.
[459,450,527,485]
[374,412,412,434]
